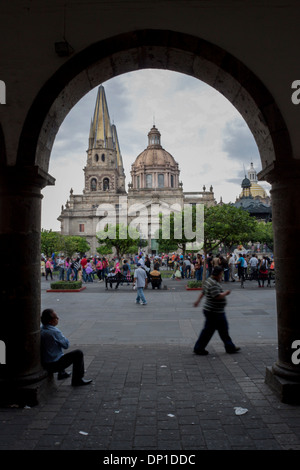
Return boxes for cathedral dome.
[239,163,269,199]
[133,125,177,167]
[248,182,268,198]
[241,177,251,188]
[134,147,177,167]
[130,125,180,190]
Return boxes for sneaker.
[193,349,209,356]
[141,302,147,305]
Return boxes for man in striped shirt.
[193,266,240,355]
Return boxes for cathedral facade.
[58,86,216,254]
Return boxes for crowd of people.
[166,251,275,287]
[40,252,162,285]
[41,249,275,288]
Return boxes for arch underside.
[16,29,292,176]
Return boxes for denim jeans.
[102,267,108,279]
[59,267,65,280]
[195,266,203,281]
[194,309,236,352]
[185,265,191,278]
[136,287,147,304]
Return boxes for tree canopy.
[96,223,147,259]
[41,230,90,258]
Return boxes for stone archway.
[2,29,299,405]
[17,30,291,172]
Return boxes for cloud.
[222,118,260,163]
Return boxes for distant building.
[233,163,272,222]
[58,85,217,254]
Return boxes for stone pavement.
[1,275,300,455]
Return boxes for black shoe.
[72,378,92,386]
[194,349,209,355]
[226,347,241,354]
[57,371,71,380]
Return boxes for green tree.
[202,204,257,278]
[62,236,90,258]
[41,229,64,257]
[96,223,147,259]
[251,221,274,251]
[155,205,202,254]
[41,230,90,258]
[155,204,256,278]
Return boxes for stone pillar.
[262,162,300,403]
[0,166,55,406]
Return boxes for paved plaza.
[1,275,300,454]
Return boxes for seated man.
[149,268,162,289]
[40,308,92,386]
[106,268,123,289]
[106,267,116,288]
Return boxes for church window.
[158,174,164,188]
[101,153,105,162]
[146,174,152,188]
[95,154,99,162]
[137,175,140,189]
[91,178,97,191]
[79,224,85,233]
[171,175,174,188]
[103,178,109,191]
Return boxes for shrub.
[50,281,82,290]
[187,280,202,288]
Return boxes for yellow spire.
[112,123,123,169]
[89,85,113,149]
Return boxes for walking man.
[57,255,65,281]
[134,263,148,305]
[193,266,240,355]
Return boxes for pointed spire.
[89,85,113,149]
[112,123,123,169]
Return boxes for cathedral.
[58,85,217,254]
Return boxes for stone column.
[0,166,55,406]
[262,162,300,403]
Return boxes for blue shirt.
[40,324,69,364]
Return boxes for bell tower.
[84,85,126,194]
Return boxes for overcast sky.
[41,69,270,231]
